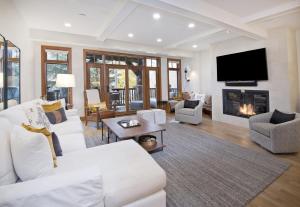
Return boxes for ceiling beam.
[132,0,267,40]
[97,1,138,41]
[242,0,300,23]
[165,28,224,49]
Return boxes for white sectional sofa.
[0,99,166,207]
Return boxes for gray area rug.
[84,122,289,207]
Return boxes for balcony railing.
[110,87,157,107]
[169,88,178,99]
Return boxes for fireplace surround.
[222,89,269,118]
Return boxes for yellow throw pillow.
[88,102,107,113]
[42,101,62,113]
[22,124,57,167]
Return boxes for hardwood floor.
[167,114,300,207]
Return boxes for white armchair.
[175,101,203,124]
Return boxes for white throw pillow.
[10,126,54,181]
[23,102,52,131]
[0,118,18,186]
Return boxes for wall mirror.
[6,40,20,107]
[0,34,6,111]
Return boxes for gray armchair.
[175,101,203,124]
[249,112,300,153]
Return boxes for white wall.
[0,0,35,102]
[189,27,300,128]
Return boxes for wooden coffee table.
[102,116,166,153]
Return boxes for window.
[146,58,158,67]
[167,59,181,100]
[41,46,72,104]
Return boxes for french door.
[84,51,162,115]
[107,66,144,113]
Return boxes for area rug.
[84,122,289,207]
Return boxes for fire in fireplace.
[239,104,256,116]
[223,89,269,118]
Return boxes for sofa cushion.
[52,116,83,136]
[270,109,295,124]
[0,166,104,207]
[11,126,54,181]
[58,133,86,154]
[55,140,166,207]
[177,108,195,116]
[0,118,17,186]
[0,105,28,125]
[184,100,199,109]
[252,122,275,137]
[52,132,63,156]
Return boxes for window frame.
[167,58,181,100]
[41,45,72,104]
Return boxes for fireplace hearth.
[223,89,269,118]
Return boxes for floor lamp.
[56,74,75,109]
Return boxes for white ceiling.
[201,0,294,17]
[12,0,300,53]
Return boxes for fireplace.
[223,89,269,118]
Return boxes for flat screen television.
[217,48,268,81]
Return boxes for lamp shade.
[56,74,75,88]
[0,72,3,88]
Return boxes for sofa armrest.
[270,118,300,151]
[195,102,203,117]
[0,167,104,207]
[249,112,273,129]
[175,101,184,111]
[65,108,79,117]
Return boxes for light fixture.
[192,44,198,48]
[184,67,190,82]
[153,13,161,20]
[128,33,134,38]
[79,13,86,16]
[188,23,195,28]
[56,74,76,88]
[64,22,72,28]
[156,38,162,42]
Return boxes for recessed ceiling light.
[153,13,161,20]
[128,33,134,38]
[188,23,195,28]
[64,22,72,28]
[157,38,162,42]
[192,44,198,48]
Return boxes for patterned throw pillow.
[23,102,52,131]
[45,108,67,124]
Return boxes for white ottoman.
[152,109,166,124]
[137,110,155,124]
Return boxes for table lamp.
[56,74,75,108]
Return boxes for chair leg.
[102,122,104,141]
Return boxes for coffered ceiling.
[13,0,300,54]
